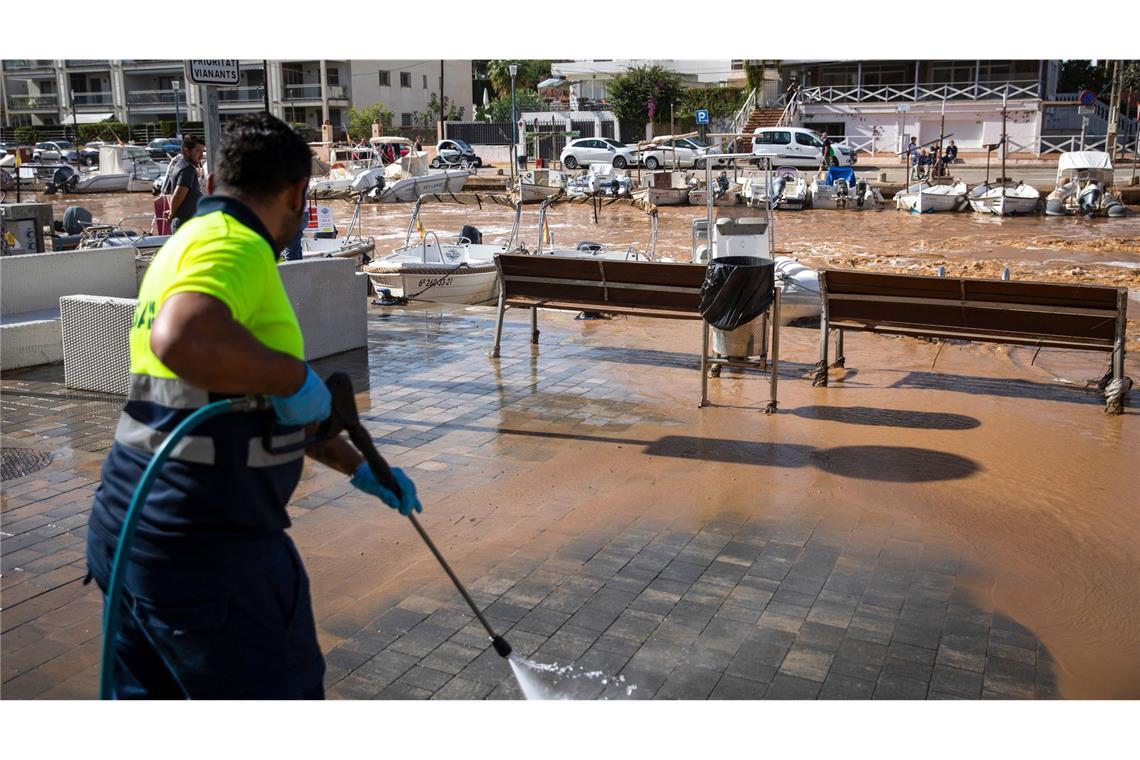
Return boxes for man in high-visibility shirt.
[86,113,421,699]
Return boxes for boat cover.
[1057,151,1113,172]
[824,167,855,187]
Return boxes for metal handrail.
[421,231,441,262]
[731,87,757,138]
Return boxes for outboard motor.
[1045,198,1067,216]
[714,173,730,198]
[576,241,602,252]
[1078,182,1101,218]
[768,176,787,208]
[855,179,868,208]
[52,165,80,194]
[459,225,482,244]
[62,206,93,235]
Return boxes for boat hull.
[376,170,470,203]
[968,196,1040,215]
[366,266,499,305]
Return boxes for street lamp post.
[173,80,182,139]
[509,64,518,181]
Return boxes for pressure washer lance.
[101,374,511,700]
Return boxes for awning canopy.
[1057,150,1113,172]
[72,112,115,124]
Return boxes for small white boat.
[56,146,164,194]
[968,180,1040,216]
[300,236,375,268]
[1045,151,1127,218]
[770,167,807,210]
[515,168,568,203]
[809,166,865,209]
[688,172,742,206]
[894,179,967,213]
[309,144,387,199]
[364,137,470,203]
[363,193,523,304]
[633,170,697,206]
[535,194,660,260]
[565,165,633,198]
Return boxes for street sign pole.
[204,87,221,175]
[187,60,240,178]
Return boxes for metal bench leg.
[700,320,710,407]
[1105,340,1129,415]
[488,289,506,359]
[831,329,846,368]
[530,306,540,345]
[766,289,781,414]
[813,321,830,388]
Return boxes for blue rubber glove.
[270,365,331,426]
[351,462,423,516]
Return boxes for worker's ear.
[206,173,216,195]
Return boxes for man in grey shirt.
[163,135,205,231]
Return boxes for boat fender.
[1105,199,1126,218]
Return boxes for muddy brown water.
[24,191,1140,698]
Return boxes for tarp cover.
[1057,151,1113,172]
[699,256,775,331]
[825,166,855,186]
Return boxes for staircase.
[737,108,784,151]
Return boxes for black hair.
[214,113,311,197]
[181,134,204,151]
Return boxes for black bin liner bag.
[698,256,776,331]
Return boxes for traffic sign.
[187,60,240,86]
[695,109,709,125]
[1078,89,1098,107]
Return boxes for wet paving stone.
[0,305,1078,700]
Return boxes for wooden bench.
[489,253,781,411]
[813,269,1130,414]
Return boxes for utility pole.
[509,64,518,181]
[439,59,445,143]
[263,60,271,114]
[1105,59,1121,160]
[173,80,182,138]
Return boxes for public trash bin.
[699,255,775,359]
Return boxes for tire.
[459,159,472,171]
[475,158,483,168]
[563,155,578,170]
[613,156,628,169]
[644,156,660,170]
[695,158,706,170]
[430,157,441,168]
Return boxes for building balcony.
[4,59,55,71]
[8,93,60,112]
[283,84,348,102]
[72,91,115,108]
[126,90,186,107]
[218,87,266,105]
[65,60,111,69]
[123,59,182,70]
[784,79,1042,106]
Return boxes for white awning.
[1057,151,1113,172]
[72,112,116,124]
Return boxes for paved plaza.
[2,303,1137,699]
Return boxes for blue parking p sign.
[695,109,710,125]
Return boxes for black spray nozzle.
[492,636,513,658]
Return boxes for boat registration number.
[418,276,452,288]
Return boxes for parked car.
[146,138,181,160]
[560,137,638,170]
[80,141,107,166]
[33,140,79,163]
[638,136,726,170]
[432,138,482,169]
[751,127,857,168]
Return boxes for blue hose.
[99,397,263,700]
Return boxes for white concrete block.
[1,246,137,316]
[278,258,367,361]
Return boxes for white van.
[751,127,857,168]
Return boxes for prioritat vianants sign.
[187,60,240,86]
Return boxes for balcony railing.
[124,59,180,68]
[127,90,185,107]
[66,60,111,68]
[217,86,266,104]
[5,59,54,70]
[778,79,1042,106]
[9,93,60,111]
[72,91,114,107]
[283,84,348,101]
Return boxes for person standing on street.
[163,135,205,232]
[86,113,422,699]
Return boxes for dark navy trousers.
[87,530,325,699]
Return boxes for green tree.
[487,60,552,99]
[1058,60,1111,94]
[485,90,543,123]
[605,65,686,125]
[347,103,393,139]
[414,93,465,127]
[678,87,745,122]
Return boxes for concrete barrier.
[57,257,368,392]
[1,246,138,370]
[277,258,368,361]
